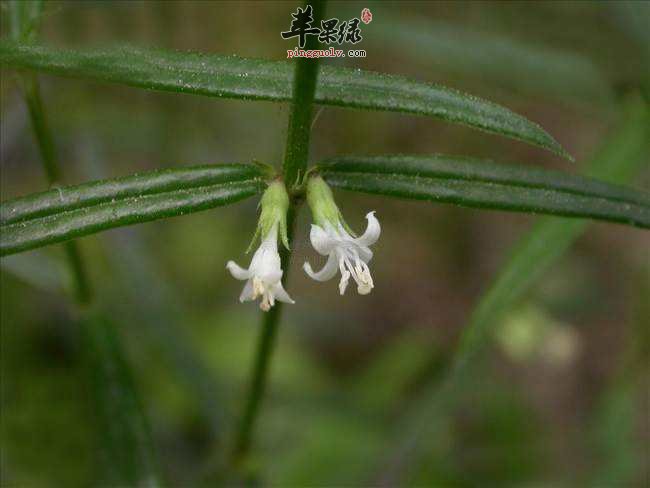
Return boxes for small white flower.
[304,211,380,295]
[226,223,294,311]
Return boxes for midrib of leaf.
[0,41,571,159]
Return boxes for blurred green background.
[1,1,649,486]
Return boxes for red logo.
[361,8,372,24]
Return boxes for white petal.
[309,224,337,255]
[358,246,373,263]
[260,224,279,252]
[226,260,250,280]
[239,280,255,302]
[303,253,338,282]
[249,243,277,272]
[355,211,380,247]
[273,282,295,304]
[260,269,283,284]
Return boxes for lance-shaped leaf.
[0,41,570,159]
[318,155,650,229]
[0,163,265,256]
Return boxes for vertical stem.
[23,77,60,183]
[10,5,160,485]
[282,0,326,188]
[231,0,326,469]
[8,0,43,43]
[62,237,92,304]
[23,75,92,304]
[9,0,91,307]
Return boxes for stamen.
[253,277,265,299]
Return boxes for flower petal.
[273,282,295,304]
[239,280,255,302]
[260,269,283,284]
[358,246,373,263]
[355,211,380,247]
[309,224,337,255]
[303,253,338,282]
[226,260,250,280]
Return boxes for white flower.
[304,211,380,295]
[226,224,294,311]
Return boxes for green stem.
[23,76,60,182]
[231,0,326,470]
[8,0,91,305]
[23,75,92,304]
[10,5,160,485]
[9,0,43,43]
[282,0,326,189]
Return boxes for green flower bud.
[248,180,290,251]
[306,176,354,235]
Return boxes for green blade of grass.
[319,154,649,229]
[0,41,570,159]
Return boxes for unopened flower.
[303,176,381,295]
[226,181,294,311]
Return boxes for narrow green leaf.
[0,41,570,159]
[82,310,162,487]
[319,155,649,229]
[0,164,265,256]
[2,163,263,224]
